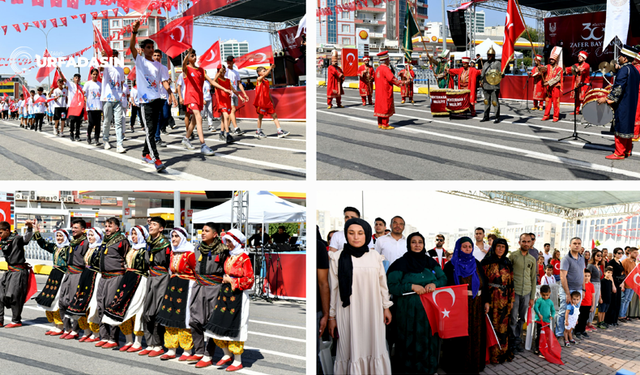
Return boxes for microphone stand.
[559,82,591,143]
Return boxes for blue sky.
[0,3,270,88]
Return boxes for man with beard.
[58,219,89,339]
[358,56,375,106]
[597,45,640,159]
[428,234,448,269]
[568,51,591,115]
[95,217,130,349]
[429,50,452,89]
[374,51,403,130]
[399,64,416,105]
[480,47,503,123]
[528,55,546,111]
[327,53,345,109]
[139,217,172,357]
[0,220,35,328]
[448,57,481,116]
[542,47,564,123]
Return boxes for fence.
[318,66,438,87]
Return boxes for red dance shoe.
[606,153,625,160]
[5,323,22,328]
[78,336,88,342]
[45,330,53,336]
[541,116,549,121]
[185,354,203,362]
[102,342,118,349]
[95,340,107,347]
[85,337,101,343]
[49,331,64,336]
[178,354,190,361]
[148,349,164,358]
[552,118,559,122]
[160,354,176,361]
[127,346,143,353]
[195,360,213,368]
[64,333,79,340]
[119,344,132,352]
[59,332,69,339]
[138,349,152,356]
[216,357,233,366]
[226,364,243,372]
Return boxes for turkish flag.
[93,23,113,57]
[50,18,58,27]
[341,48,358,77]
[33,21,40,28]
[67,0,78,8]
[538,324,564,365]
[90,11,98,19]
[41,20,47,28]
[591,239,596,250]
[419,284,469,339]
[234,45,274,69]
[50,69,61,90]
[11,0,23,3]
[101,10,109,18]
[198,40,221,69]
[149,15,194,59]
[80,14,86,23]
[1,26,6,36]
[485,313,501,364]
[32,0,43,5]
[68,84,85,117]
[127,65,136,80]
[22,22,29,31]
[21,84,30,100]
[112,8,119,17]
[128,0,154,13]
[501,0,526,73]
[623,264,640,297]
[36,49,55,82]
[60,17,68,27]
[86,0,95,4]
[13,24,20,33]
[50,0,61,6]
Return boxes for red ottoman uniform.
[358,62,375,105]
[543,64,563,122]
[448,61,481,116]
[399,67,416,103]
[327,64,344,107]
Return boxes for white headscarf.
[55,229,71,248]
[222,229,246,256]
[170,226,194,253]
[128,225,149,250]
[87,227,104,249]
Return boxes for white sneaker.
[201,144,214,156]
[104,142,112,150]
[52,128,57,136]
[181,137,195,150]
[116,145,125,153]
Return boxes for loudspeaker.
[631,0,640,37]
[273,55,287,85]
[169,53,184,68]
[447,10,467,51]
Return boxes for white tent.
[192,191,306,224]
[473,38,523,60]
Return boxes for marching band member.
[568,51,591,115]
[448,56,481,117]
[528,55,546,111]
[399,64,416,105]
[327,52,345,109]
[542,47,564,122]
[373,51,403,130]
[480,47,503,123]
[358,56,375,106]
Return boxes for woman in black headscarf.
[327,218,392,374]
[481,238,515,364]
[387,232,448,374]
[441,236,489,374]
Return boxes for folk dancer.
[448,57,481,116]
[568,51,591,115]
[102,225,150,352]
[358,56,375,106]
[373,51,403,130]
[139,217,172,358]
[58,219,89,339]
[480,47,503,123]
[542,46,564,122]
[597,45,640,160]
[204,229,255,372]
[0,220,35,328]
[327,53,345,109]
[528,55,546,111]
[188,223,229,368]
[156,227,197,361]
[399,64,416,104]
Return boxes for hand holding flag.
[419,284,469,339]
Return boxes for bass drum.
[582,88,613,126]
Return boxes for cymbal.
[610,60,618,73]
[598,61,610,74]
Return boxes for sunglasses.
[436,239,444,242]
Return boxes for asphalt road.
[0,117,306,180]
[317,86,640,180]
[0,274,306,375]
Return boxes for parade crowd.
[324,43,640,160]
[0,217,255,372]
[317,206,640,374]
[2,20,290,173]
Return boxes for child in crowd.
[537,255,545,284]
[533,285,555,355]
[574,269,595,338]
[541,264,556,286]
[598,266,616,329]
[550,250,561,281]
[564,291,581,347]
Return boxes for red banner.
[264,253,306,299]
[341,48,358,77]
[501,0,525,73]
[545,11,640,68]
[234,86,305,120]
[419,284,469,339]
[183,0,240,18]
[278,25,304,59]
[539,324,564,365]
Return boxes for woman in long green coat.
[387,232,448,374]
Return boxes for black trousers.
[575,305,592,334]
[140,99,162,160]
[130,105,143,129]
[87,110,102,142]
[68,114,83,139]
[534,322,543,351]
[33,113,44,130]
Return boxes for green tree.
[489,227,509,245]
[268,223,300,236]
[524,27,539,43]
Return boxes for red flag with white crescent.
[419,284,469,339]
[501,0,526,73]
[623,264,640,297]
[149,15,194,59]
[198,40,221,69]
[234,45,274,70]
[341,48,358,77]
[93,22,113,57]
[538,324,564,365]
[36,49,55,83]
[68,83,85,117]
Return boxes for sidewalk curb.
[0,262,52,275]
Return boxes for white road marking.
[164,134,305,153]
[318,110,640,179]
[247,331,306,343]
[248,319,306,330]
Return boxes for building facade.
[220,39,250,58]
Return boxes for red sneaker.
[154,159,166,172]
[226,364,243,372]
[195,360,212,368]
[119,344,132,352]
[160,354,176,361]
[138,349,152,356]
[216,357,233,366]
[148,349,164,358]
[102,342,118,349]
[5,323,21,328]
[95,340,107,347]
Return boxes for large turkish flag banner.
[501,0,525,73]
[149,15,193,59]
[35,49,55,83]
[623,264,640,297]
[539,324,564,365]
[341,48,358,77]
[0,202,12,225]
[420,284,469,339]
[198,40,221,69]
[234,46,274,69]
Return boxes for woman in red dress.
[182,48,234,153]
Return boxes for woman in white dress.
[327,218,393,374]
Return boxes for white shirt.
[203,80,211,101]
[83,80,102,111]
[32,94,45,114]
[374,233,407,266]
[176,73,186,99]
[135,55,170,104]
[52,88,67,108]
[130,87,139,106]
[121,82,129,107]
[157,64,169,100]
[225,67,241,97]
[541,274,556,286]
[26,97,33,113]
[100,64,124,102]
[543,252,552,265]
[473,241,490,262]
[65,80,81,108]
[328,230,373,251]
[431,247,447,268]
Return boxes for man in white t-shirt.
[129,20,173,172]
[543,243,552,265]
[129,79,143,132]
[100,50,125,153]
[59,68,85,142]
[225,55,249,136]
[473,227,490,262]
[32,87,46,132]
[51,78,68,136]
[26,90,35,130]
[374,216,407,267]
[152,49,171,148]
